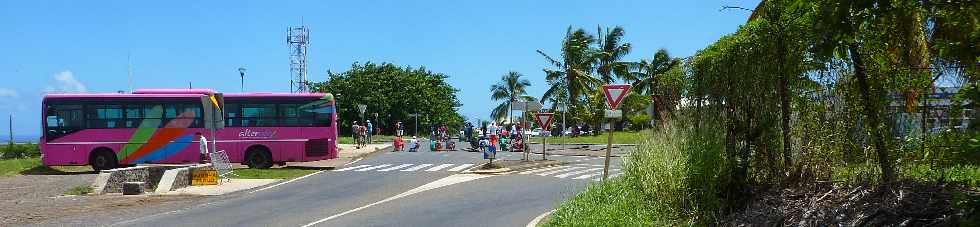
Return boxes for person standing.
[396,121,404,137]
[350,121,361,146]
[366,120,374,144]
[197,132,209,164]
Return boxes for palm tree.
[625,49,681,123]
[538,27,600,108]
[490,71,532,123]
[595,26,632,84]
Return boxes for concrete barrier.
[154,164,214,194]
[91,165,188,194]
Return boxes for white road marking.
[425,164,455,171]
[377,164,414,172]
[401,164,433,171]
[250,170,325,194]
[526,209,556,227]
[333,164,371,171]
[345,157,364,166]
[554,168,603,178]
[518,165,570,174]
[355,164,393,172]
[573,173,602,179]
[301,174,492,227]
[447,163,475,172]
[537,166,586,176]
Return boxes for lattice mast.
[287,26,310,93]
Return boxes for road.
[47,140,623,227]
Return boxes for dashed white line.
[554,168,603,178]
[355,164,393,172]
[301,174,492,227]
[401,164,433,171]
[334,164,371,171]
[377,164,414,172]
[518,165,570,174]
[447,164,475,172]
[250,170,325,194]
[537,166,586,176]
[425,164,455,171]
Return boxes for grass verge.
[544,178,656,226]
[528,130,651,145]
[0,158,94,177]
[231,168,319,180]
[64,185,93,195]
[337,135,397,144]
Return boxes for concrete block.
[123,182,145,195]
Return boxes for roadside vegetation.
[546,0,979,225]
[527,130,651,145]
[0,158,93,177]
[310,62,466,137]
[64,185,93,196]
[231,168,319,180]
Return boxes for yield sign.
[535,112,555,130]
[602,84,632,110]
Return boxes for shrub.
[2,142,40,159]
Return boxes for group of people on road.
[351,120,374,149]
[464,122,525,156]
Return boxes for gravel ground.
[0,173,206,226]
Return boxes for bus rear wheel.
[90,148,118,171]
[245,147,273,169]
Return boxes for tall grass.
[546,120,728,226]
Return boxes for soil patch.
[725,180,980,226]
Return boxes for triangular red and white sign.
[602,84,632,110]
[535,113,555,130]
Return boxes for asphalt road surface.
[43,140,624,227]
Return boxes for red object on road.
[602,84,632,110]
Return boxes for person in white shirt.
[197,132,209,164]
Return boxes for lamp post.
[238,67,247,93]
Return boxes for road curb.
[528,151,625,158]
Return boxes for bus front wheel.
[245,147,273,169]
[90,148,118,171]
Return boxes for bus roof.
[44,89,332,100]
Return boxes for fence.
[208,150,236,184]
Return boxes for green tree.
[538,27,600,108]
[595,26,632,83]
[625,49,682,125]
[310,62,465,136]
[490,71,533,123]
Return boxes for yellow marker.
[209,95,221,112]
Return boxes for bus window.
[124,104,142,128]
[86,105,123,128]
[242,104,277,127]
[45,104,84,140]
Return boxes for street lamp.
[238,67,247,93]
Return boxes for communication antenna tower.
[287,25,310,93]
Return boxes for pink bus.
[40,89,338,170]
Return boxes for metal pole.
[542,136,547,160]
[602,116,614,181]
[562,102,566,154]
[523,102,528,161]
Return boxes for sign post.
[535,112,555,160]
[601,84,630,181]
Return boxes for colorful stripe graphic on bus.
[112,95,333,164]
[118,105,196,164]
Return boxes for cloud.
[44,70,87,93]
[0,88,17,98]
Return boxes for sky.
[0,0,760,138]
